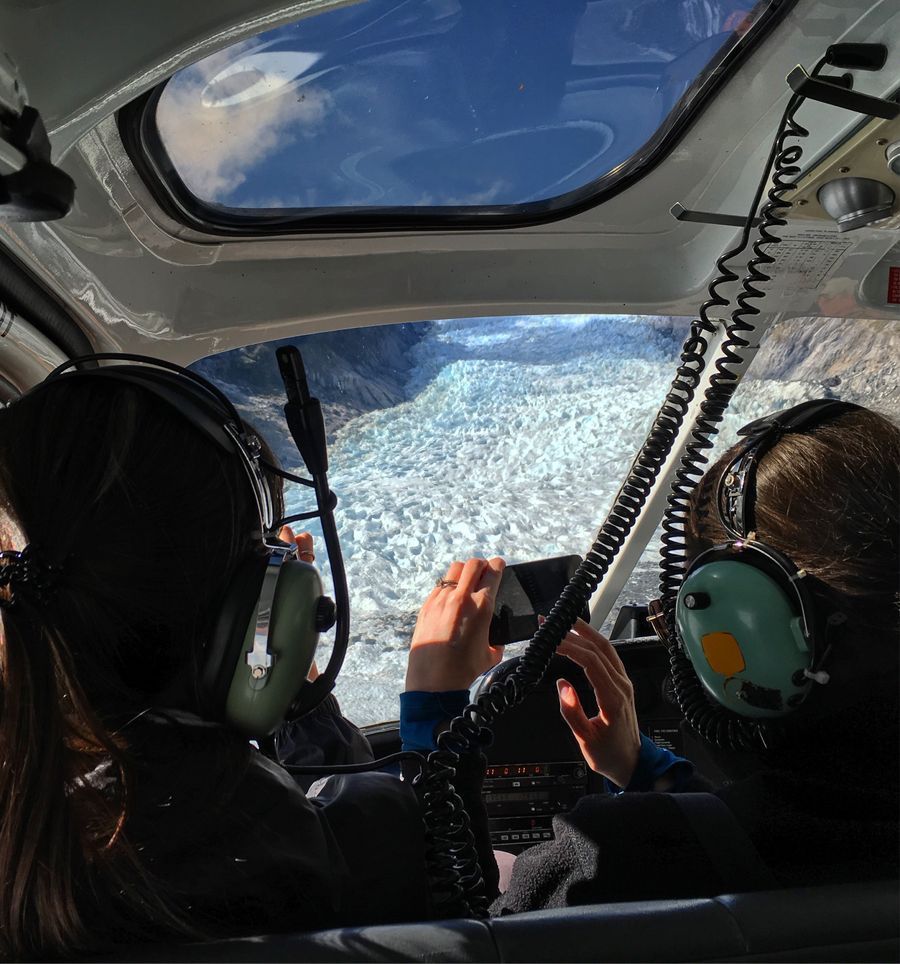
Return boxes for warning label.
[888,266,900,305]
[645,723,682,756]
[767,230,852,289]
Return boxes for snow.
[283,315,821,726]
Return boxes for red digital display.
[486,763,548,779]
[888,266,900,305]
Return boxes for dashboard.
[474,638,683,853]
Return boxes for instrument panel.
[475,637,681,852]
[484,760,589,851]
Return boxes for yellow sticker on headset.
[701,632,746,676]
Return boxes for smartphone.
[489,554,588,647]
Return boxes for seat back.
[103,879,899,963]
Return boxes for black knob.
[314,596,336,632]
[683,592,710,610]
[661,674,677,705]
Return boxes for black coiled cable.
[417,58,838,918]
[660,62,829,753]
[417,315,727,917]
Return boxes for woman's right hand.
[556,619,641,789]
[405,557,505,692]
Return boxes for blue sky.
[157,0,762,210]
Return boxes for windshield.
[193,312,899,726]
[195,314,688,723]
[153,0,779,220]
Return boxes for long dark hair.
[688,406,900,640]
[0,377,273,959]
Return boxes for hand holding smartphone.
[489,554,589,647]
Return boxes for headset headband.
[717,399,860,539]
[38,354,277,535]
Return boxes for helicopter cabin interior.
[0,0,898,960]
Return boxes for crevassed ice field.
[278,316,825,725]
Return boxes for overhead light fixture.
[816,176,895,232]
[886,140,900,176]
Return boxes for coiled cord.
[410,320,722,915]
[417,57,838,917]
[417,313,733,916]
[660,63,827,752]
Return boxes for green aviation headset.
[675,398,858,720]
[31,352,343,739]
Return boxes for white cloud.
[156,47,333,204]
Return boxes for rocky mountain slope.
[648,314,899,417]
[751,316,899,415]
[192,321,430,467]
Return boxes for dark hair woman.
[406,402,900,910]
[0,375,434,960]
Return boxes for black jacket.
[492,698,899,914]
[104,704,432,946]
[276,693,375,790]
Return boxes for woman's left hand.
[405,557,505,692]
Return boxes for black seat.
[104,879,899,963]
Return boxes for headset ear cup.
[224,559,322,738]
[676,547,815,718]
[199,552,269,721]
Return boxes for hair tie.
[0,545,62,608]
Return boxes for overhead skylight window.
[143,0,784,228]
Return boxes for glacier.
[276,315,832,726]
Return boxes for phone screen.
[489,554,588,647]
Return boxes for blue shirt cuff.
[603,733,694,794]
[400,690,470,752]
